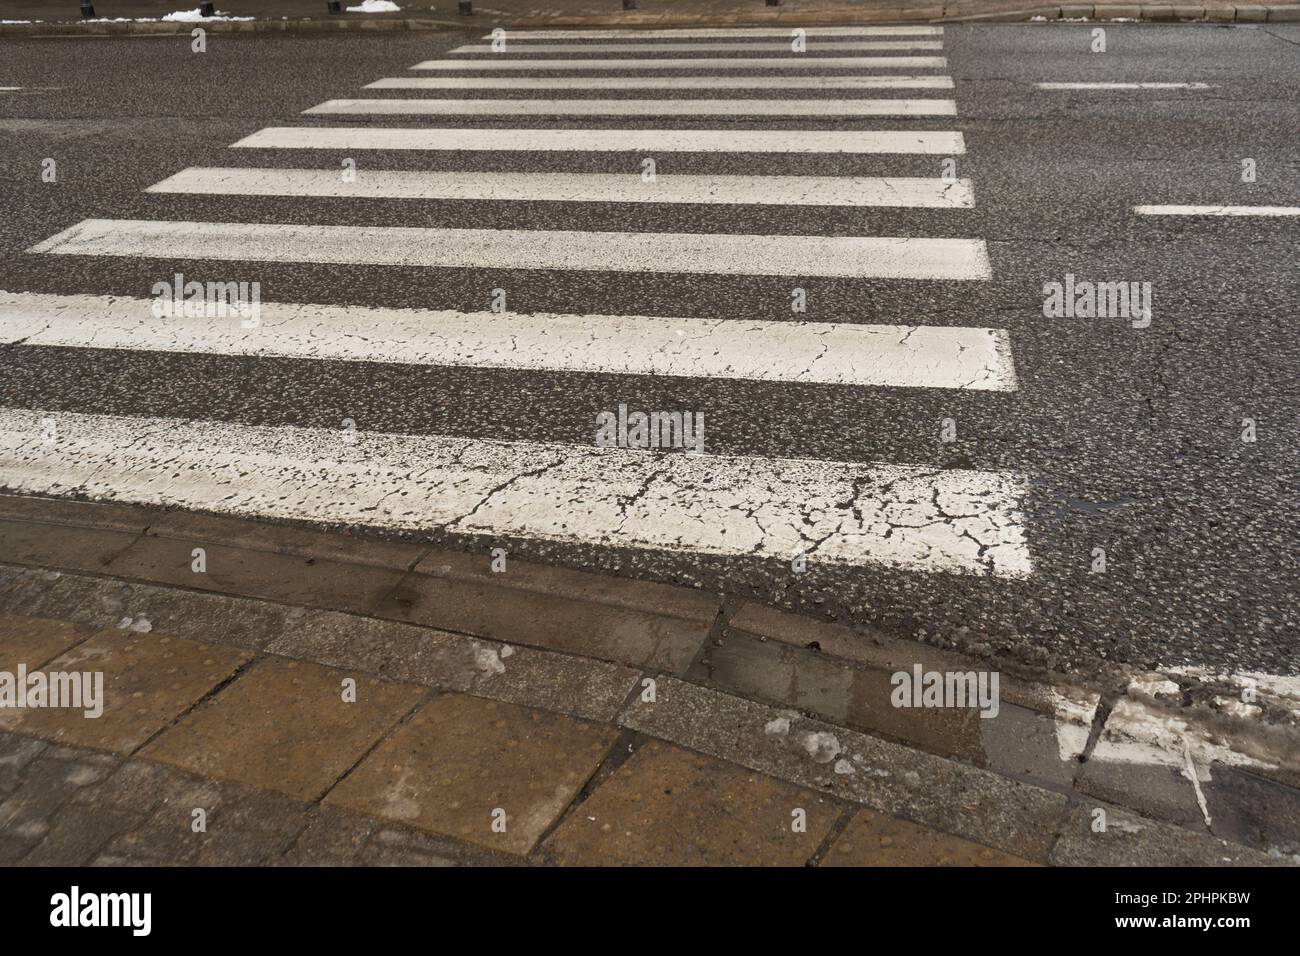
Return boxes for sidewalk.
[2,0,1298,32]
[0,493,1295,866]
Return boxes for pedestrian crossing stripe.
[302,98,959,117]
[365,75,957,90]
[147,168,976,209]
[480,28,946,38]
[231,127,966,154]
[0,291,1017,392]
[0,407,1034,578]
[29,219,993,281]
[449,41,945,53]
[410,57,949,71]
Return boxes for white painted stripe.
[0,87,20,92]
[231,126,966,155]
[411,57,948,70]
[28,219,992,281]
[303,97,958,117]
[481,27,945,37]
[366,75,956,90]
[148,168,977,209]
[1035,82,1212,90]
[451,41,945,52]
[0,291,1017,391]
[0,407,1034,577]
[1134,204,1300,217]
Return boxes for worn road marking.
[0,290,1016,391]
[450,41,944,53]
[1035,82,1212,90]
[232,126,965,154]
[411,56,948,70]
[483,27,945,38]
[303,97,957,117]
[0,407,1034,577]
[148,168,975,208]
[366,75,956,90]
[1134,204,1300,217]
[29,219,993,281]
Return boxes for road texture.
[0,21,1297,680]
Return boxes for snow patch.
[801,731,841,764]
[161,9,255,21]
[347,0,401,11]
[764,717,790,737]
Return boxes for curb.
[0,492,1297,862]
[1,5,1296,35]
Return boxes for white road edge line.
[27,219,994,281]
[1035,82,1213,90]
[1134,204,1300,217]
[147,167,977,209]
[0,290,1017,391]
[0,407,1035,578]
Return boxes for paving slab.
[0,614,94,672]
[326,693,617,856]
[0,565,301,651]
[0,629,251,753]
[143,658,425,801]
[1050,801,1281,866]
[621,676,1070,863]
[266,608,640,722]
[1207,765,1300,855]
[822,807,1041,866]
[540,739,839,866]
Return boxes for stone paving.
[0,494,1295,866]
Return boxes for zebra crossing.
[4,25,1035,579]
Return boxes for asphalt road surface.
[0,21,1297,679]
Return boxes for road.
[0,21,1297,678]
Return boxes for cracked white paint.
[1165,666,1300,714]
[149,168,975,208]
[304,97,958,117]
[234,126,965,155]
[29,220,992,281]
[1089,697,1280,781]
[411,56,949,71]
[0,408,1035,577]
[368,75,957,91]
[0,291,1014,390]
